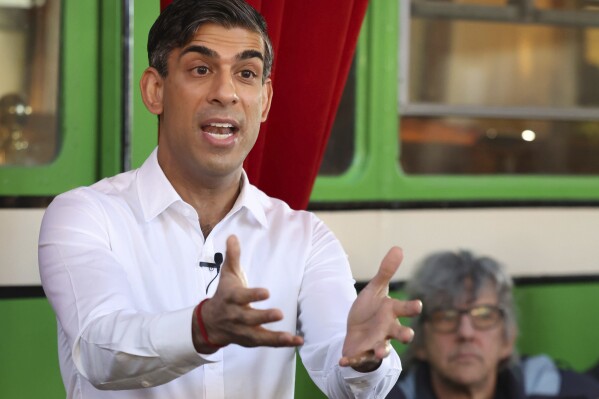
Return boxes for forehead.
[457,284,498,307]
[425,281,499,310]
[184,23,265,56]
[426,279,499,310]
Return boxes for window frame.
[310,0,599,203]
[0,1,96,195]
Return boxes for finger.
[373,340,392,359]
[388,322,415,344]
[221,235,247,286]
[339,339,391,368]
[367,246,403,292]
[338,350,382,370]
[273,332,304,347]
[392,298,423,318]
[338,349,375,367]
[215,321,305,348]
[234,306,285,327]
[230,286,270,305]
[238,328,304,348]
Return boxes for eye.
[239,69,257,80]
[440,309,459,321]
[431,309,458,322]
[473,305,499,320]
[193,66,209,76]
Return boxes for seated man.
[387,250,599,399]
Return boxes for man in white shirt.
[38,0,422,398]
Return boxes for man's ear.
[140,67,164,115]
[260,78,273,122]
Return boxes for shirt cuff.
[338,350,402,394]
[338,354,396,378]
[150,306,216,368]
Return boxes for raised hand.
[339,246,422,371]
[192,235,304,353]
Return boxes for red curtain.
[160,0,368,210]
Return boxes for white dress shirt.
[39,148,401,399]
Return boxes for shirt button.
[141,380,151,388]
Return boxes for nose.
[208,73,239,106]
[456,313,476,338]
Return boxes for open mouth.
[202,122,239,139]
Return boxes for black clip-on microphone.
[199,253,224,294]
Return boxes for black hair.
[147,0,273,81]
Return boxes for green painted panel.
[311,0,599,203]
[130,0,160,169]
[0,1,100,196]
[295,355,327,399]
[2,282,597,398]
[515,283,599,371]
[0,298,64,399]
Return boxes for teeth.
[209,122,234,128]
[207,132,232,139]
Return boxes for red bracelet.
[195,298,223,349]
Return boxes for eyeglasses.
[425,304,504,333]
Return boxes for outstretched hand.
[339,247,422,372]
[192,235,304,353]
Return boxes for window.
[0,0,60,166]
[312,0,599,203]
[400,0,599,175]
[318,59,357,176]
[0,1,117,197]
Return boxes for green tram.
[1,1,598,397]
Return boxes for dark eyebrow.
[236,49,264,63]
[179,45,217,59]
[179,45,263,64]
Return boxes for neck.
[191,182,240,238]
[156,146,245,237]
[163,168,243,238]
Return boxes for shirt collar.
[233,170,268,228]
[137,148,268,228]
[137,148,183,222]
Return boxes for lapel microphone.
[199,253,224,294]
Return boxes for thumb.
[367,246,403,292]
[222,235,248,287]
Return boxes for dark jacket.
[387,355,599,399]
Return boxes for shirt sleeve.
[38,190,207,390]
[297,215,402,398]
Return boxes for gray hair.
[404,250,518,369]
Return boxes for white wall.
[315,208,599,281]
[0,208,44,285]
[2,207,598,286]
